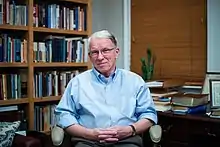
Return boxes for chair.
[51,125,162,147]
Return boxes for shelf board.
[0,24,28,31]
[41,130,51,135]
[0,98,29,106]
[61,0,88,4]
[0,62,28,67]
[34,96,61,102]
[184,81,203,86]
[33,62,88,67]
[33,27,88,35]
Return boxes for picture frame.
[209,79,220,108]
[202,73,220,101]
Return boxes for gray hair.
[88,30,118,47]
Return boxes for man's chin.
[97,68,110,74]
[99,69,109,73]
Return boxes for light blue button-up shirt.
[55,68,157,129]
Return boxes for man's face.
[89,38,119,76]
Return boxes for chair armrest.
[51,125,162,146]
[51,126,73,147]
[12,134,41,147]
[149,125,162,143]
[51,126,65,146]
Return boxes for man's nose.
[97,51,104,60]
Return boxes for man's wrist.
[126,126,133,137]
[83,128,95,140]
[129,125,137,136]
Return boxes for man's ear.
[115,48,120,58]
[88,53,92,61]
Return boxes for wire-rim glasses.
[89,47,116,58]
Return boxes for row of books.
[148,79,208,114]
[34,70,79,98]
[0,73,27,100]
[0,103,59,133]
[0,104,57,132]
[0,34,89,63]
[33,36,88,63]
[0,69,82,100]
[0,0,87,31]
[0,105,28,130]
[154,94,208,114]
[33,3,86,31]
[0,34,27,63]
[0,0,28,26]
[34,104,57,132]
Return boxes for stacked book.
[209,108,220,118]
[171,93,208,115]
[153,97,172,112]
[147,79,209,114]
[146,79,184,112]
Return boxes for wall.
[207,0,220,73]
[92,0,219,74]
[130,0,206,81]
[91,0,131,70]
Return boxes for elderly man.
[54,30,157,147]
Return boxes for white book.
[146,81,163,87]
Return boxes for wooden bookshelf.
[0,0,92,132]
[62,0,89,4]
[33,27,88,35]
[0,98,29,106]
[0,24,28,31]
[0,63,28,67]
[34,96,61,102]
[41,130,51,135]
[33,62,88,67]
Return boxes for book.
[171,93,208,107]
[146,79,185,88]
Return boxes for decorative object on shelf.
[209,79,220,108]
[140,46,156,81]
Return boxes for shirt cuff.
[57,113,79,129]
[138,113,158,125]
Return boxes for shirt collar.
[92,67,118,84]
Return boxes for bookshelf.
[0,0,92,132]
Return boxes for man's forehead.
[91,38,113,44]
[90,38,114,48]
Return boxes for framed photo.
[209,79,220,108]
[202,73,220,101]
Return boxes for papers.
[151,91,178,98]
[146,81,163,87]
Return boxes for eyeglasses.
[89,48,116,57]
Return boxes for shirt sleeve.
[54,79,79,129]
[135,82,158,124]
